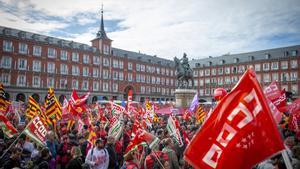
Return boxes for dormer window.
[3,28,11,36]
[18,31,26,39]
[219,60,225,65]
[291,50,297,57]
[250,56,254,61]
[32,34,40,41]
[47,37,54,44]
[234,58,239,63]
[265,53,271,59]
[208,61,212,66]
[284,51,289,57]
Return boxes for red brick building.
[0,10,176,103]
[191,46,300,101]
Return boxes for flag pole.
[282,150,293,169]
[0,116,34,160]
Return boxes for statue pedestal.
[174,89,197,108]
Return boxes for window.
[151,76,155,84]
[291,50,298,57]
[93,56,100,65]
[93,81,99,91]
[256,74,261,83]
[193,70,198,77]
[18,59,27,70]
[205,78,210,85]
[58,50,67,61]
[225,77,231,84]
[103,83,109,91]
[141,65,145,72]
[32,76,40,87]
[60,79,67,89]
[156,67,160,74]
[103,69,109,79]
[265,53,271,59]
[218,77,223,85]
[113,71,118,80]
[152,87,156,93]
[113,83,118,92]
[281,61,288,69]
[17,75,26,86]
[194,79,198,86]
[291,85,298,94]
[281,72,289,82]
[211,69,216,76]
[231,76,238,83]
[48,48,56,58]
[263,63,270,71]
[263,74,271,83]
[136,64,140,71]
[166,69,169,76]
[271,62,278,70]
[170,70,174,76]
[47,62,55,73]
[103,58,109,66]
[128,73,133,82]
[82,81,89,90]
[205,69,210,76]
[18,43,28,54]
[272,73,279,82]
[119,61,124,69]
[1,56,12,69]
[72,80,78,89]
[141,74,145,83]
[161,78,165,85]
[234,58,239,63]
[1,73,10,85]
[205,88,210,96]
[72,52,79,62]
[147,76,151,84]
[83,67,89,77]
[161,68,165,75]
[290,72,298,81]
[225,67,230,74]
[238,65,245,73]
[255,64,261,71]
[199,89,204,96]
[60,64,68,75]
[218,68,223,75]
[199,79,204,86]
[232,66,237,74]
[128,62,133,70]
[136,74,140,82]
[113,60,119,68]
[156,77,160,84]
[291,60,298,69]
[83,54,89,64]
[32,60,41,72]
[140,86,145,94]
[33,46,42,56]
[119,72,124,80]
[93,68,99,78]
[199,70,204,76]
[72,66,80,76]
[3,40,13,52]
[47,78,55,88]
[103,44,109,55]
[170,79,174,86]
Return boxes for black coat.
[106,144,117,169]
[66,157,83,169]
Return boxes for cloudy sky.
[0,0,299,59]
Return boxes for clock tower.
[91,5,112,55]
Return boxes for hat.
[95,138,104,144]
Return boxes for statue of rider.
[180,53,190,72]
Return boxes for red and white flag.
[184,68,285,169]
[0,113,18,138]
[24,115,48,146]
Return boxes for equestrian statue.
[174,53,194,89]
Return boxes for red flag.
[184,68,284,169]
[0,113,18,138]
[68,90,89,116]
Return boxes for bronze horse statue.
[174,57,194,89]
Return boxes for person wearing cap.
[85,138,109,169]
[66,146,83,169]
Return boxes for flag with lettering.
[167,116,184,147]
[184,68,285,169]
[24,115,48,146]
[108,114,124,141]
[0,113,18,138]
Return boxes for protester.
[35,147,51,169]
[3,147,22,169]
[66,146,83,169]
[162,138,180,169]
[85,138,109,169]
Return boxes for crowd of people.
[0,100,300,169]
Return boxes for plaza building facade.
[190,45,300,102]
[0,11,176,103]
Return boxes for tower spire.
[97,3,110,40]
